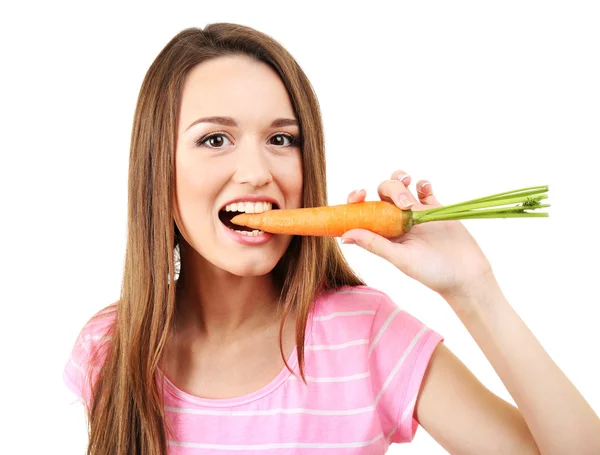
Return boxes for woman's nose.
[232,141,273,187]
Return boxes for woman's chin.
[223,258,279,277]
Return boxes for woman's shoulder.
[321,285,442,444]
[79,302,117,337]
[76,302,117,364]
[315,284,402,318]
[63,302,117,404]
[72,302,118,353]
[310,284,412,342]
[313,284,440,346]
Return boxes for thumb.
[341,229,402,265]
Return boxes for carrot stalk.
[230,185,550,238]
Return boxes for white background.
[1,1,599,453]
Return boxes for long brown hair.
[85,23,366,454]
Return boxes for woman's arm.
[415,278,600,455]
[340,175,599,452]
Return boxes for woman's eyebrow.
[184,116,298,132]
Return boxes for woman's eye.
[197,133,232,149]
[270,134,296,147]
[271,134,300,147]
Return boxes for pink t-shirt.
[64,284,443,453]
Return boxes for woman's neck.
[173,268,282,343]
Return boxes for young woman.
[64,23,600,454]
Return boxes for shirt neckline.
[160,294,320,408]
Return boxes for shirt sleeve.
[368,292,444,444]
[63,306,115,407]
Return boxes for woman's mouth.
[218,202,279,237]
[219,210,258,234]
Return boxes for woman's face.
[174,55,303,277]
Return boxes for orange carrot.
[232,201,413,237]
[230,185,550,238]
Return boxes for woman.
[64,23,600,454]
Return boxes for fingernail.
[341,238,356,244]
[399,195,414,208]
[421,182,431,190]
[397,174,410,184]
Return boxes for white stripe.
[368,307,401,358]
[306,339,369,351]
[314,310,375,321]
[375,326,428,406]
[168,433,383,450]
[401,394,418,422]
[69,357,86,374]
[329,289,384,297]
[69,357,100,372]
[86,334,112,341]
[165,405,376,416]
[287,372,370,382]
[386,425,398,444]
[78,334,112,354]
[385,394,417,444]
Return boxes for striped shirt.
[63,284,443,453]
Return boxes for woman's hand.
[341,169,496,303]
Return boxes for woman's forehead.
[179,57,297,136]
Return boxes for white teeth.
[224,201,273,213]
[232,229,263,236]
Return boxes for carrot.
[232,201,413,237]
[230,185,550,238]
